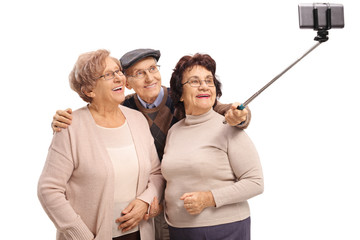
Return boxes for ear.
[125,80,133,90]
[84,89,95,98]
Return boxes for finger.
[116,213,131,223]
[225,112,237,126]
[234,109,247,123]
[143,213,150,221]
[54,114,73,125]
[240,108,248,117]
[183,197,194,205]
[231,102,241,110]
[122,222,138,233]
[119,221,132,231]
[150,204,159,215]
[65,108,73,114]
[149,196,159,211]
[54,111,70,121]
[53,127,61,132]
[118,216,135,229]
[122,203,134,215]
[53,120,71,129]
[184,207,198,215]
[153,196,159,205]
[119,217,141,232]
[180,193,193,200]
[58,109,73,120]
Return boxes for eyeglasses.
[99,69,124,81]
[126,65,160,79]
[182,77,215,87]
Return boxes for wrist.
[205,191,216,207]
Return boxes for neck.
[184,108,214,125]
[88,102,119,115]
[88,103,125,128]
[185,107,212,116]
[143,97,156,104]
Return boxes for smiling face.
[125,57,162,104]
[89,57,126,107]
[181,65,216,116]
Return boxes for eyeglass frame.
[181,76,216,88]
[98,69,124,81]
[125,65,161,79]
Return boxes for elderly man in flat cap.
[51,48,251,240]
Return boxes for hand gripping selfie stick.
[228,3,344,116]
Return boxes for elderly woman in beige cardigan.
[38,49,164,240]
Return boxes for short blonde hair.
[69,49,121,103]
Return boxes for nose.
[198,80,209,89]
[144,71,155,82]
[114,72,125,82]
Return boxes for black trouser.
[113,231,140,240]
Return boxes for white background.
[1,0,359,239]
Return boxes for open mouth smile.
[112,86,123,91]
[196,94,210,98]
[144,83,157,89]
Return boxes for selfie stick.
[235,41,322,112]
[227,4,333,117]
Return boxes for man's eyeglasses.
[182,77,215,87]
[126,65,160,79]
[99,69,124,81]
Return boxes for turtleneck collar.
[184,108,215,126]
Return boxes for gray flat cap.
[120,48,161,71]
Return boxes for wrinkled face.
[90,57,126,106]
[181,65,216,116]
[125,57,162,104]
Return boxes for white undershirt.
[96,121,139,237]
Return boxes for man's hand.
[52,108,73,132]
[224,102,248,126]
[116,199,149,232]
[143,196,162,221]
[180,191,215,215]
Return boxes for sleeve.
[213,101,251,129]
[37,131,94,240]
[135,122,165,205]
[211,130,264,208]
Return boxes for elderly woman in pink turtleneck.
[161,53,264,240]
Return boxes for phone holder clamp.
[313,3,332,42]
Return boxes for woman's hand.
[143,196,162,221]
[180,191,216,215]
[225,102,248,126]
[116,199,149,232]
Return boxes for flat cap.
[120,48,161,70]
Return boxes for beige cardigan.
[38,105,165,240]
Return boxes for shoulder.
[71,106,89,118]
[66,106,91,127]
[169,118,184,131]
[122,93,137,109]
[120,105,148,125]
[210,110,246,138]
[124,92,136,101]
[120,104,142,115]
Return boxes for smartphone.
[298,3,344,29]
